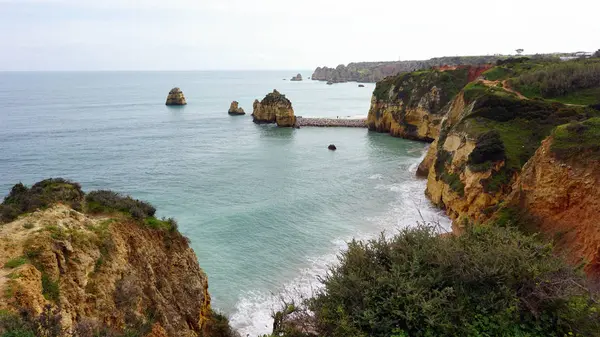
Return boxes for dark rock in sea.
[326,81,333,85]
[228,101,245,115]
[290,73,303,81]
[328,144,337,151]
[165,87,187,106]
[358,84,365,87]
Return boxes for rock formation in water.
[328,144,337,151]
[0,179,221,337]
[165,87,187,106]
[358,84,365,88]
[252,89,296,127]
[228,101,245,115]
[290,73,303,81]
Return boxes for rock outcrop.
[0,181,213,337]
[290,73,303,81]
[367,67,485,141]
[328,144,337,151]
[165,88,187,106]
[252,90,296,127]
[228,101,245,115]
[312,56,505,83]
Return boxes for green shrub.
[468,131,506,167]
[0,178,84,223]
[3,257,27,269]
[41,274,60,303]
[203,310,240,337]
[308,225,600,337]
[85,190,156,220]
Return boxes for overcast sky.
[0,0,598,71]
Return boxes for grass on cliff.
[3,257,27,269]
[551,117,600,159]
[511,59,600,104]
[372,68,470,109]
[267,224,600,337]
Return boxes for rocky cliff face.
[506,121,600,275]
[418,81,599,229]
[367,67,479,141]
[252,90,296,127]
[0,183,213,336]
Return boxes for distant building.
[560,51,593,61]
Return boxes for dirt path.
[479,79,528,100]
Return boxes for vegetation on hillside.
[0,179,178,232]
[0,178,84,223]
[266,225,600,337]
[373,68,470,107]
[551,117,600,159]
[511,59,600,104]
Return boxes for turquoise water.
[0,71,448,335]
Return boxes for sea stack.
[252,89,296,127]
[290,73,303,81]
[228,101,245,115]
[165,87,187,105]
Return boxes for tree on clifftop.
[516,48,524,55]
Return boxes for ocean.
[0,71,449,336]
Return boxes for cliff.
[422,82,598,225]
[372,57,600,276]
[0,179,216,337]
[312,55,507,83]
[505,119,600,275]
[252,90,296,127]
[366,66,490,141]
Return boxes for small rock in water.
[358,84,365,87]
[165,87,187,106]
[228,101,246,115]
[326,81,333,85]
[328,144,337,151]
[290,73,303,81]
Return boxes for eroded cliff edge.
[0,180,217,337]
[372,57,600,276]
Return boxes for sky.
[0,0,598,71]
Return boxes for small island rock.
[326,81,334,85]
[358,84,365,87]
[290,73,303,81]
[165,87,187,106]
[252,89,296,127]
[228,101,246,115]
[328,144,337,151]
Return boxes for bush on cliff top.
[85,190,156,220]
[468,130,506,171]
[0,178,84,223]
[289,225,600,337]
[551,117,600,159]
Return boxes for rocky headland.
[228,101,245,115]
[165,87,187,106]
[0,179,230,337]
[367,56,600,276]
[252,90,296,127]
